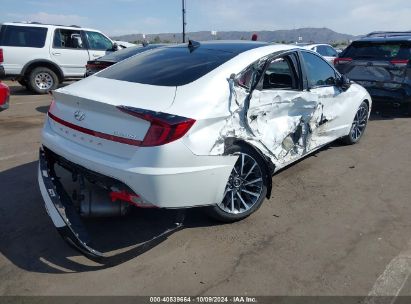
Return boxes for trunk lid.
[48,76,177,158]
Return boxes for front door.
[84,31,114,60]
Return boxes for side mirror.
[112,43,119,51]
[337,74,351,90]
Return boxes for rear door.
[336,41,411,92]
[50,28,90,77]
[84,31,114,60]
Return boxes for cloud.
[7,12,89,26]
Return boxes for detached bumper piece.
[38,148,185,263]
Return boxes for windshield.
[98,46,236,86]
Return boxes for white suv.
[0,22,117,93]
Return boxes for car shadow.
[369,106,411,121]
[35,105,49,114]
[0,161,218,274]
[8,82,73,96]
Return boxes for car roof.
[167,40,270,54]
[302,43,333,48]
[357,36,411,43]
[1,22,101,32]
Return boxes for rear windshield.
[342,41,411,60]
[98,46,236,86]
[98,45,165,62]
[0,25,48,48]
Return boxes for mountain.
[112,27,357,44]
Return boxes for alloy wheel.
[34,72,54,90]
[351,104,368,141]
[218,152,264,214]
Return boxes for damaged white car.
[38,41,371,259]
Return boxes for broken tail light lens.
[334,57,352,65]
[117,105,195,147]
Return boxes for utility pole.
[182,0,186,43]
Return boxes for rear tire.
[207,144,268,223]
[341,101,369,145]
[28,67,59,94]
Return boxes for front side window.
[0,25,47,48]
[53,29,84,49]
[85,31,113,51]
[302,51,337,87]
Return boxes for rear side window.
[317,45,338,57]
[0,25,47,48]
[262,55,299,90]
[301,51,337,87]
[343,42,411,60]
[98,47,236,86]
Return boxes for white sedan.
[38,41,371,259]
[302,43,339,64]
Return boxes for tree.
[153,35,161,44]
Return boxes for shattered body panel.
[179,48,371,172]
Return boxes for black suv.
[335,32,411,112]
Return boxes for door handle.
[52,52,61,56]
[92,54,100,58]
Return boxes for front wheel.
[207,144,268,223]
[341,101,369,145]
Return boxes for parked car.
[113,40,136,49]
[38,41,371,259]
[334,31,411,112]
[303,44,339,64]
[0,22,118,94]
[85,44,166,77]
[0,81,10,111]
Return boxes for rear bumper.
[38,148,106,260]
[41,116,237,208]
[38,148,186,260]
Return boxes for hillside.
[112,27,357,44]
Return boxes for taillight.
[117,106,195,147]
[334,57,352,65]
[390,59,409,67]
[0,48,3,63]
[0,82,9,104]
[86,63,109,70]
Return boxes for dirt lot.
[1,80,410,297]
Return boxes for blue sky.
[1,0,411,37]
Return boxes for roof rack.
[11,21,82,28]
[366,31,411,38]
